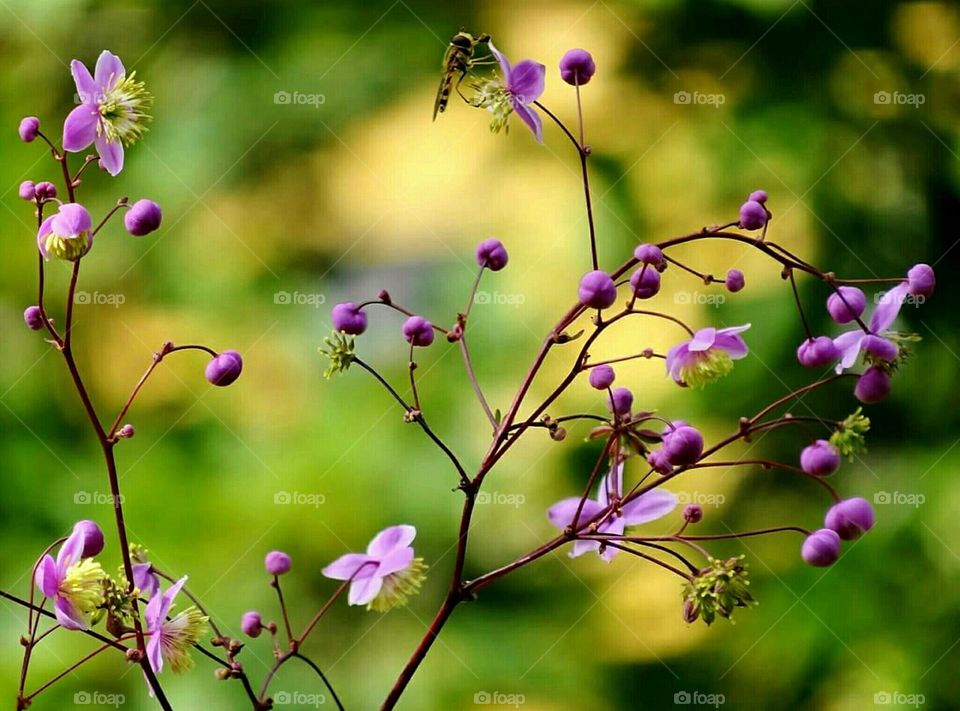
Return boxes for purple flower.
[607,387,633,418]
[19,116,40,142]
[559,49,596,86]
[547,462,677,561]
[739,200,767,230]
[24,305,44,331]
[35,525,106,630]
[476,238,509,271]
[265,550,292,576]
[826,286,866,324]
[331,302,368,335]
[145,577,207,675]
[18,181,35,201]
[665,325,750,388]
[800,440,840,476]
[634,243,666,269]
[796,336,839,368]
[801,528,841,567]
[683,504,703,524]
[629,265,661,299]
[322,525,427,611]
[205,350,243,386]
[34,181,57,200]
[832,285,907,376]
[854,366,891,404]
[748,189,768,204]
[488,43,546,142]
[403,316,435,347]
[724,269,745,293]
[63,51,152,176]
[661,421,704,466]
[578,270,618,309]
[37,203,93,261]
[241,611,263,638]
[906,263,934,298]
[824,497,874,540]
[587,364,616,390]
[133,563,160,600]
[647,449,672,475]
[73,520,105,558]
[124,199,162,236]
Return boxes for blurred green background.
[1,0,959,709]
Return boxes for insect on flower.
[433,30,492,120]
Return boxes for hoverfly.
[432,31,491,120]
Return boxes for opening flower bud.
[37,203,93,261]
[73,520,105,558]
[205,350,243,387]
[662,422,704,466]
[475,238,508,271]
[629,266,661,299]
[34,182,57,200]
[801,528,841,567]
[854,366,890,404]
[800,440,841,476]
[124,199,162,236]
[331,302,368,335]
[824,497,874,540]
[606,387,633,417]
[796,336,839,368]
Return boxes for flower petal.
[146,633,164,674]
[665,342,689,382]
[547,497,603,530]
[366,524,417,558]
[597,463,624,507]
[621,490,678,526]
[154,576,186,625]
[870,283,909,333]
[322,553,376,581]
[511,100,543,143]
[62,104,99,152]
[96,135,124,176]
[348,575,383,606]
[376,546,415,577]
[51,204,92,238]
[70,60,97,102]
[56,527,86,572]
[488,41,511,78]
[712,332,749,359]
[688,328,717,352]
[133,563,159,600]
[37,216,55,259]
[569,539,600,558]
[833,329,865,373]
[54,596,86,630]
[94,50,125,90]
[507,60,545,103]
[35,555,59,598]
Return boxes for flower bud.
[683,504,703,524]
[475,238,508,271]
[402,316,435,347]
[578,270,617,309]
[117,424,135,438]
[826,286,865,324]
[241,611,263,638]
[633,243,665,269]
[629,266,661,299]
[724,269,745,293]
[646,449,672,475]
[18,181,36,201]
[73,520,105,558]
[854,366,890,404]
[587,364,615,390]
[861,335,897,362]
[37,203,92,261]
[559,48,596,86]
[23,305,43,330]
[18,116,40,143]
[331,302,368,335]
[738,200,767,230]
[748,189,768,204]
[801,528,841,567]
[796,336,839,368]
[662,422,703,466]
[906,263,935,298]
[800,440,841,476]
[34,182,57,200]
[606,386,633,417]
[265,550,292,576]
[824,497,874,540]
[205,350,243,387]
[124,199,162,236]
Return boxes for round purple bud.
[800,439,841,477]
[801,528,841,567]
[854,366,891,404]
[683,504,703,524]
[739,200,767,230]
[578,270,618,309]
[633,243,665,269]
[205,350,243,387]
[588,364,615,390]
[403,316,435,347]
[476,238,508,271]
[18,181,36,201]
[826,286,866,324]
[241,611,263,638]
[906,263,935,298]
[861,335,898,362]
[724,269,745,293]
[825,497,875,541]
[607,387,633,417]
[117,424,135,438]
[34,182,57,200]
[124,199,162,236]
[629,266,661,299]
[662,422,704,466]
[72,520,105,558]
[19,116,40,143]
[265,550,292,576]
[331,302,368,335]
[559,48,596,86]
[23,305,43,331]
[647,449,672,475]
[796,337,840,368]
[748,189,768,204]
